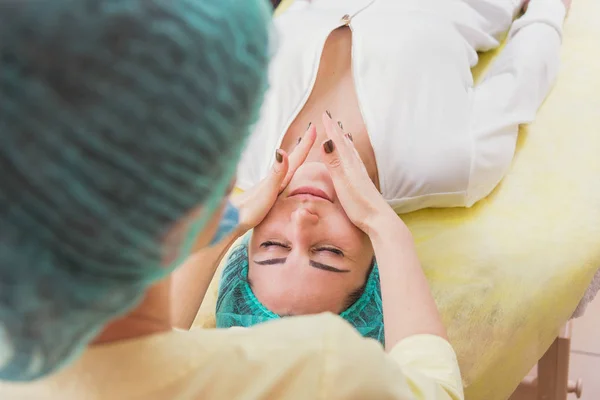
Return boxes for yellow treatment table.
[195,1,600,399]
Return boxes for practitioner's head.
[0,0,271,381]
[216,161,384,343]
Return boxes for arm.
[317,112,448,346]
[192,114,463,400]
[171,227,245,330]
[172,127,317,329]
[323,316,463,400]
[466,0,566,204]
[366,212,448,349]
[473,0,565,126]
[198,314,463,400]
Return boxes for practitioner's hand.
[319,112,396,236]
[232,125,317,231]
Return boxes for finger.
[294,122,317,148]
[320,137,347,183]
[343,132,363,162]
[337,122,356,147]
[320,114,367,181]
[265,149,289,192]
[322,111,344,141]
[288,123,317,169]
[281,124,317,189]
[326,114,363,164]
[321,112,355,161]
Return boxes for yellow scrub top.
[0,314,463,400]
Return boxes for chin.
[287,162,334,190]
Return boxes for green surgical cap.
[216,235,384,344]
[0,0,272,381]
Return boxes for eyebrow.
[253,258,350,273]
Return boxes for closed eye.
[260,242,343,256]
[260,241,290,249]
[314,247,344,256]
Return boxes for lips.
[289,186,332,202]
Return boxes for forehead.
[248,260,357,316]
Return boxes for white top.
[237,0,565,213]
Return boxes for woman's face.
[248,161,374,316]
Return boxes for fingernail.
[275,149,283,163]
[323,139,334,154]
[346,133,353,142]
[297,137,302,144]
[326,110,332,119]
[337,121,343,130]
[306,122,312,131]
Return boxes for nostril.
[292,208,319,224]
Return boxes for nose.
[291,208,319,226]
[290,208,319,243]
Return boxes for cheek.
[321,211,374,265]
[324,208,369,243]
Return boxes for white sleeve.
[235,135,261,191]
[466,0,566,206]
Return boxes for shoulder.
[225,315,413,398]
[186,315,379,399]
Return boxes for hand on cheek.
[233,125,317,231]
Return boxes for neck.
[91,276,172,345]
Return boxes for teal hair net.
[0,0,272,381]
[216,235,384,344]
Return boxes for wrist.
[364,206,412,245]
[232,224,249,241]
[198,225,245,267]
[230,194,255,233]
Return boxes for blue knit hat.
[0,0,271,381]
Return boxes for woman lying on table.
[175,0,569,344]
[0,0,461,399]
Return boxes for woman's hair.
[215,236,384,344]
[0,0,271,381]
